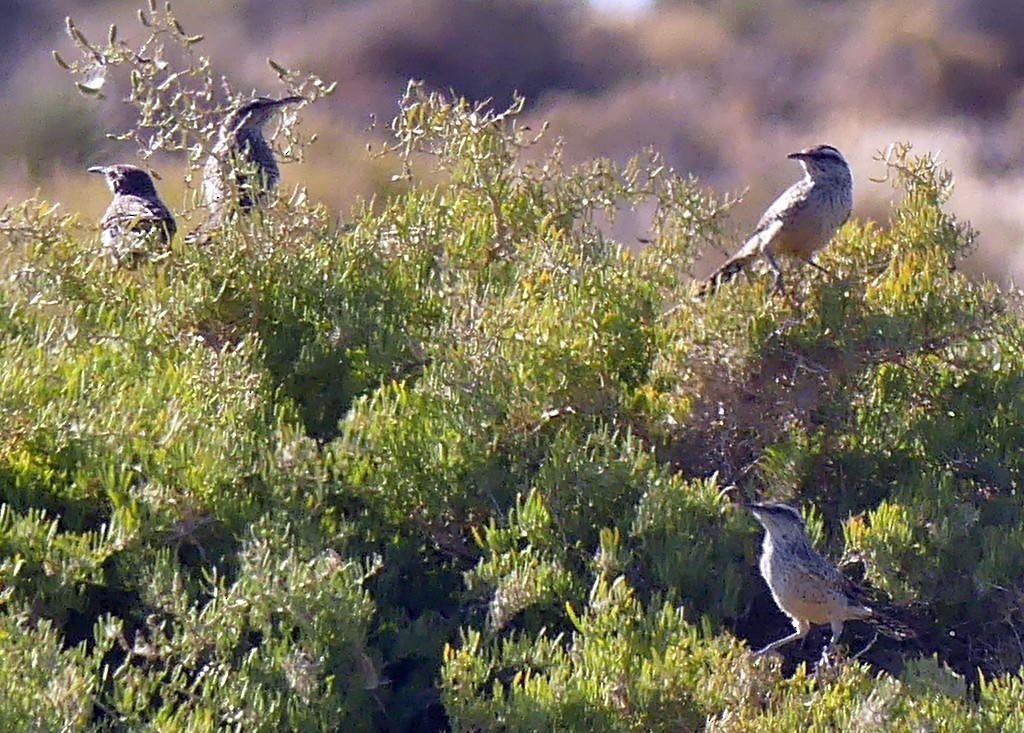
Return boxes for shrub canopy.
[2,5,1024,731]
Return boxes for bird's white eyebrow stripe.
[812,145,843,159]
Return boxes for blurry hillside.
[3,0,1024,281]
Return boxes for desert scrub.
[3,3,1024,730]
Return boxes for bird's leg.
[762,250,785,293]
[819,619,846,666]
[754,619,810,658]
[806,257,835,280]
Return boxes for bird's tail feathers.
[696,224,773,298]
[698,248,759,297]
[839,555,918,641]
[868,603,918,641]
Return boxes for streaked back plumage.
[89,164,176,265]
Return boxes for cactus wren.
[744,501,905,662]
[701,144,852,296]
[89,164,176,265]
[197,95,304,229]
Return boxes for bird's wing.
[106,196,175,239]
[791,542,848,587]
[698,178,812,295]
[717,178,815,268]
[754,178,813,232]
[733,218,783,262]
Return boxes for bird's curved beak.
[87,166,106,174]
[787,150,810,161]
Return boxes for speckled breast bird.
[744,501,913,662]
[88,164,176,265]
[199,95,305,227]
[701,144,852,295]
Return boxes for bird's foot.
[813,650,845,683]
[817,642,844,670]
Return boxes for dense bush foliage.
[3,5,1024,731]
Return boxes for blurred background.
[3,0,1024,282]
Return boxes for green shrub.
[2,4,1024,730]
[0,612,103,732]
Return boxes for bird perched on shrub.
[193,95,305,238]
[701,144,852,295]
[88,164,176,265]
[743,501,914,663]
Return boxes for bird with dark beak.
[742,500,914,664]
[700,144,852,295]
[199,95,306,223]
[88,163,176,265]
